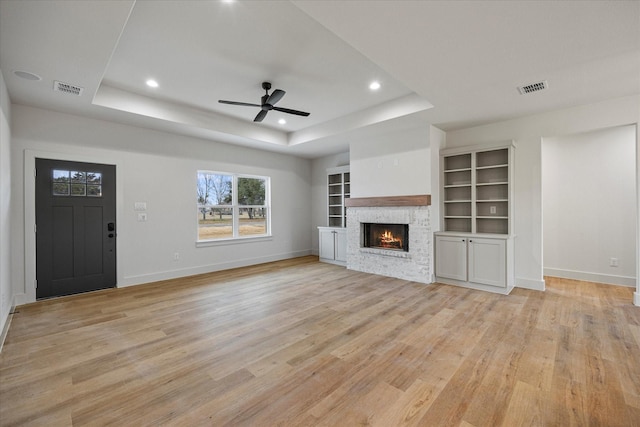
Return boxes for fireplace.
[362,223,409,252]
[346,195,432,284]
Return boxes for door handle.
[107,222,115,231]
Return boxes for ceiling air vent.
[53,80,84,96]
[517,80,548,95]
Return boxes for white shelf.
[444,184,472,188]
[476,164,508,170]
[476,182,508,186]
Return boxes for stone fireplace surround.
[345,195,432,284]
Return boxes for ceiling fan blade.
[266,89,285,106]
[218,100,261,107]
[273,106,310,117]
[254,110,268,122]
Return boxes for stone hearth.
[345,196,432,284]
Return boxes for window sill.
[196,235,273,248]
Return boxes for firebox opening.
[362,223,409,252]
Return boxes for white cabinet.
[468,237,506,287]
[435,235,467,281]
[318,227,347,266]
[435,233,514,294]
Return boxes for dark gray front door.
[36,159,116,299]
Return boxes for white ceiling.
[1,0,638,158]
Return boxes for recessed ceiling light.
[146,79,159,88]
[14,70,42,81]
[369,81,381,91]
[278,118,286,125]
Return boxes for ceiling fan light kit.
[219,82,310,122]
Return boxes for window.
[197,171,270,241]
[52,169,102,197]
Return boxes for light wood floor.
[1,256,639,426]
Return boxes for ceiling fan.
[218,82,310,123]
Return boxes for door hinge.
[34,280,37,289]
[34,224,37,233]
[34,168,37,177]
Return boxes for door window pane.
[87,172,102,184]
[87,185,102,197]
[52,170,70,195]
[71,171,86,183]
[71,183,86,196]
[53,182,70,196]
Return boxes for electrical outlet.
[490,206,497,214]
[610,257,619,267]
[173,252,180,261]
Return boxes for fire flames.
[378,229,403,249]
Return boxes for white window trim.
[196,171,271,243]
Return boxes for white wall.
[11,104,313,304]
[0,70,13,344]
[310,151,350,253]
[446,94,640,294]
[543,125,636,286]
[350,126,430,198]
[429,126,445,233]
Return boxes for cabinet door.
[334,230,347,262]
[468,237,506,287]
[319,230,336,260]
[435,236,467,281]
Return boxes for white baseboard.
[0,300,16,353]
[634,292,640,307]
[515,277,546,291]
[544,267,636,288]
[120,250,312,287]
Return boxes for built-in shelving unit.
[320,166,350,266]
[327,166,350,228]
[442,145,513,235]
[436,142,515,294]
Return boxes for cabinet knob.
[462,239,465,242]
